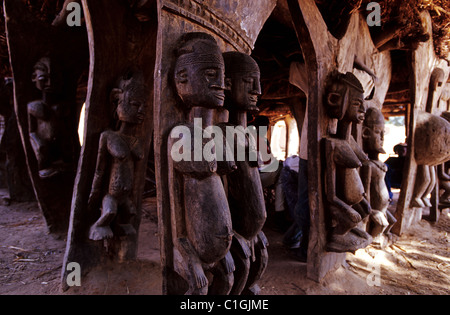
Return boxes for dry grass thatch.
[351,0,450,60]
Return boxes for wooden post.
[4,0,89,236]
[61,0,157,290]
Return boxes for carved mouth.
[213,93,225,101]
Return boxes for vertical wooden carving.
[221,52,268,295]
[4,0,89,235]
[155,0,276,294]
[361,107,396,244]
[61,0,157,290]
[286,0,391,281]
[167,33,234,295]
[393,11,450,235]
[323,71,372,253]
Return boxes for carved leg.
[369,209,389,238]
[327,228,372,253]
[422,166,436,207]
[411,165,430,207]
[89,194,117,241]
[208,252,235,295]
[229,234,251,295]
[242,232,269,296]
[440,179,450,206]
[117,196,137,236]
[383,210,397,241]
[176,238,208,295]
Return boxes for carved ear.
[110,88,123,105]
[362,126,371,139]
[175,69,188,84]
[225,78,232,91]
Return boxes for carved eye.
[176,70,188,83]
[204,69,218,79]
[243,77,254,84]
[130,101,141,108]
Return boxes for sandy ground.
[0,191,449,295]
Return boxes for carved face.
[223,52,261,113]
[363,108,386,154]
[174,36,226,109]
[325,72,365,123]
[114,85,147,125]
[344,89,366,124]
[175,62,226,109]
[226,71,261,112]
[363,123,385,154]
[32,58,52,92]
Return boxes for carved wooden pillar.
[392,11,450,235]
[287,0,391,282]
[4,0,89,235]
[154,0,276,295]
[61,0,157,290]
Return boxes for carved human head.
[111,68,148,125]
[223,52,261,113]
[32,57,52,92]
[174,32,226,109]
[363,107,386,154]
[325,71,365,124]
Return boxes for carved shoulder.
[102,131,130,160]
[27,100,47,119]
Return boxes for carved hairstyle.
[324,71,364,120]
[110,68,147,123]
[363,107,384,129]
[222,51,260,76]
[174,32,223,70]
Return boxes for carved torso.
[103,130,144,198]
[28,100,67,142]
[169,122,233,264]
[331,138,366,205]
[363,159,390,211]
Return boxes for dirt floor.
[0,190,449,295]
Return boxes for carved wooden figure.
[0,78,34,202]
[61,0,157,291]
[28,57,76,179]
[220,52,268,295]
[323,71,373,253]
[167,33,234,295]
[4,0,88,235]
[393,12,450,235]
[438,111,450,209]
[412,68,450,208]
[361,107,396,244]
[88,70,147,241]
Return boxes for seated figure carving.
[28,57,75,178]
[88,69,147,241]
[323,71,373,253]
